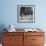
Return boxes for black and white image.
[17,5,35,23]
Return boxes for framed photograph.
[17,5,35,23]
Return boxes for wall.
[0,0,46,29]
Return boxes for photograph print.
[17,5,35,23]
